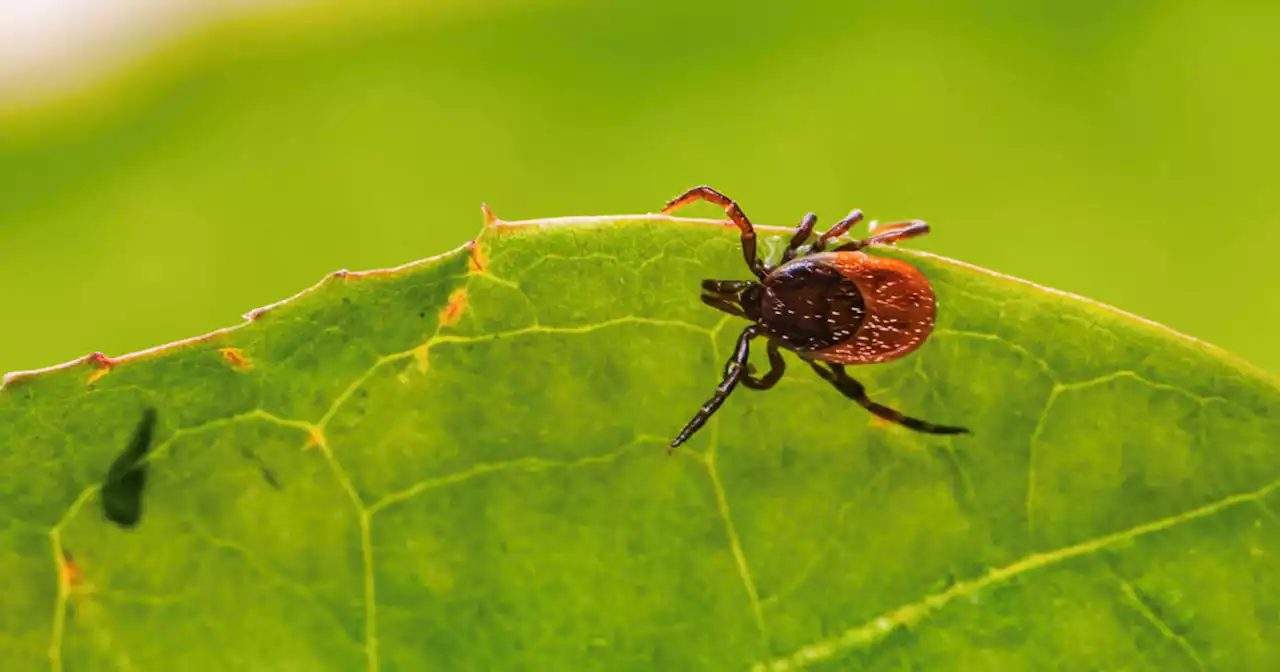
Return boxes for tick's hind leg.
[809,362,970,435]
[670,325,761,450]
[811,209,865,253]
[662,185,764,278]
[836,220,930,251]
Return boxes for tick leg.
[743,341,785,390]
[812,209,865,253]
[836,220,930,251]
[700,293,747,319]
[808,362,970,435]
[662,186,765,279]
[671,325,760,450]
[781,213,819,264]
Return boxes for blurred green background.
[2,0,1277,377]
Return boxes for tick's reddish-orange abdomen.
[805,251,936,365]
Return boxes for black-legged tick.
[663,185,970,449]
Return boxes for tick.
[663,185,970,449]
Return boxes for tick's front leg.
[662,185,765,279]
[670,325,761,450]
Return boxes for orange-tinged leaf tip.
[481,202,497,226]
[440,288,468,327]
[218,348,252,370]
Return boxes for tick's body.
[755,252,934,364]
[664,185,968,448]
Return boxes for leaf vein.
[1111,571,1206,671]
[187,521,356,645]
[1026,386,1060,543]
[702,327,769,648]
[48,486,99,672]
[753,476,1280,671]
[932,329,1058,383]
[368,438,662,515]
[1055,370,1229,406]
[706,453,769,647]
[759,462,898,611]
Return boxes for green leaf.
[3,213,1278,670]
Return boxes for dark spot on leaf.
[101,408,157,529]
[418,312,425,318]
[239,445,283,491]
[259,466,282,490]
[778,444,797,470]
